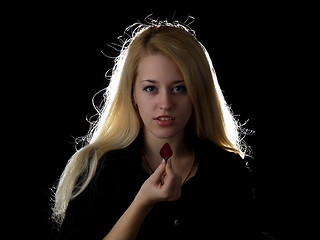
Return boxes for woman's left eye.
[172,86,187,93]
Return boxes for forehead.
[136,53,183,81]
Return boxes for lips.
[157,117,174,121]
[154,115,175,126]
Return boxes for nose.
[158,90,173,110]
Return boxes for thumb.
[149,159,166,183]
[165,158,174,175]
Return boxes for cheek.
[136,99,152,122]
[182,99,193,119]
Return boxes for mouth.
[156,117,174,121]
[154,115,175,126]
[154,115,175,120]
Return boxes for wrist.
[134,191,155,212]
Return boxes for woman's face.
[133,53,193,140]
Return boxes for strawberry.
[160,143,173,161]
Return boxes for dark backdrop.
[6,2,312,239]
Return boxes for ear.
[132,95,138,108]
[131,83,138,108]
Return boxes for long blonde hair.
[51,19,249,226]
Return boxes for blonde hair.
[51,19,250,226]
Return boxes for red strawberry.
[160,143,173,161]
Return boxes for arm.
[103,159,181,240]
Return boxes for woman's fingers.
[162,159,182,201]
[139,158,182,204]
[164,159,181,183]
[149,159,166,184]
[165,158,174,173]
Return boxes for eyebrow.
[141,80,185,84]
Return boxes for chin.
[150,128,183,140]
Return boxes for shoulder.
[97,137,142,174]
[195,137,247,170]
[194,137,255,199]
[194,137,253,186]
[66,139,144,212]
[92,136,145,190]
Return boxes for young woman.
[51,20,271,239]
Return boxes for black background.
[5,2,315,239]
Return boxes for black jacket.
[55,135,268,240]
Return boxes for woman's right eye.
[143,86,156,92]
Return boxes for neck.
[142,129,192,164]
[141,129,197,183]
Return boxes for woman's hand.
[103,159,182,240]
[136,158,182,208]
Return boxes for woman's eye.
[143,86,156,92]
[172,86,187,93]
